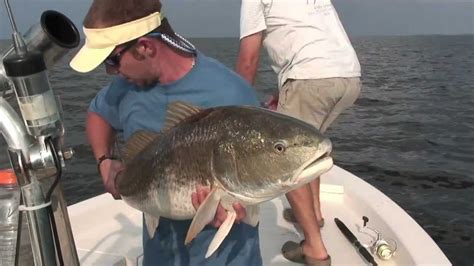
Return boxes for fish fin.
[205,210,236,258]
[144,213,160,239]
[122,130,160,163]
[163,101,211,131]
[242,205,260,226]
[184,187,221,245]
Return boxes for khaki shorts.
[277,77,361,133]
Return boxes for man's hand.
[265,92,279,111]
[99,159,124,199]
[191,185,247,228]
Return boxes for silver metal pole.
[3,0,27,55]
[20,180,57,266]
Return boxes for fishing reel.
[359,216,398,260]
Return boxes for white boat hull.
[68,165,451,265]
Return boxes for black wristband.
[97,154,118,176]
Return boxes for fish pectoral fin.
[205,210,237,258]
[242,205,260,227]
[185,187,221,245]
[144,213,160,239]
[281,179,298,189]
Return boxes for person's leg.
[285,185,329,261]
[284,181,324,226]
[318,78,361,133]
[280,78,361,224]
[278,78,332,226]
[309,178,323,224]
[310,77,361,224]
[143,217,262,266]
[277,80,329,263]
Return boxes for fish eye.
[274,141,287,153]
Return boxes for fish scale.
[136,118,224,218]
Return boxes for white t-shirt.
[240,0,361,88]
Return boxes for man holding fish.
[70,0,334,265]
[70,0,263,264]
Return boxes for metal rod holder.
[1,1,80,265]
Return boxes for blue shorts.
[143,217,262,266]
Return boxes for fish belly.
[152,183,197,219]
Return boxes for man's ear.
[135,37,156,58]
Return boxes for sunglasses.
[104,32,163,67]
[104,40,137,67]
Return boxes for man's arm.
[235,31,264,85]
[86,110,123,199]
[86,111,115,160]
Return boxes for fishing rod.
[334,217,378,266]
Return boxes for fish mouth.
[290,138,333,183]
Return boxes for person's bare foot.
[302,240,329,262]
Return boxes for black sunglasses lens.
[104,52,121,67]
[104,40,137,67]
[105,54,119,67]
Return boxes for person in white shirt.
[236,0,361,264]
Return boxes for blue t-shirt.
[90,52,259,139]
[89,52,262,266]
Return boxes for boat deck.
[68,166,451,265]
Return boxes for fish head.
[212,107,333,202]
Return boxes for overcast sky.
[0,0,473,39]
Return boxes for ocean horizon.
[1,35,473,265]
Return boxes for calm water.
[1,36,473,265]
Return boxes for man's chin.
[132,80,157,88]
